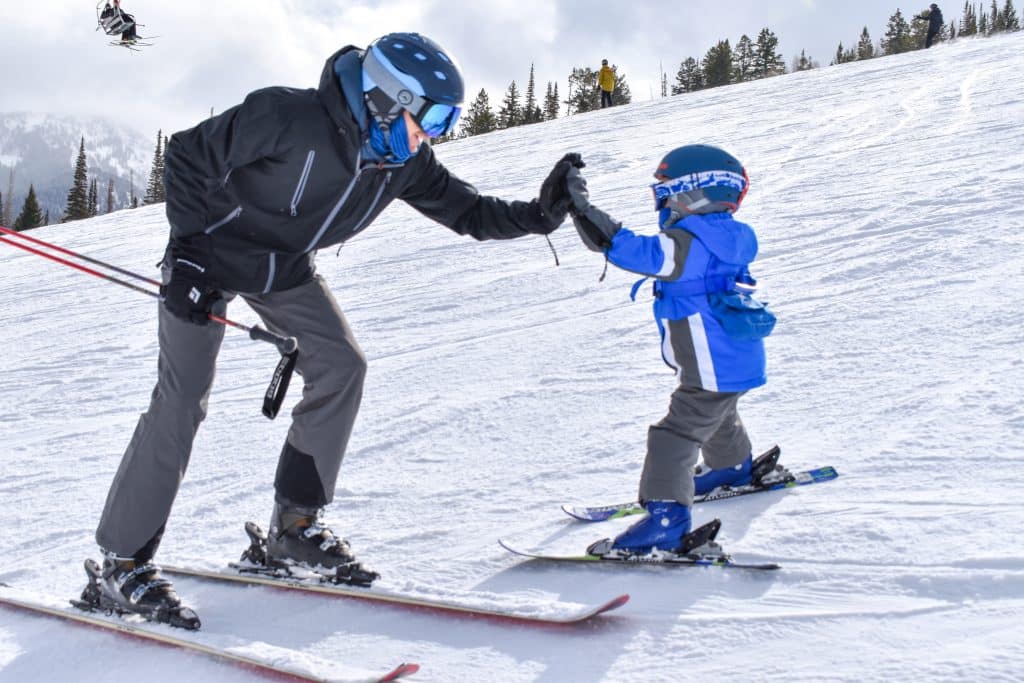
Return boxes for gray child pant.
[638,384,751,506]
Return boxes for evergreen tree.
[565,67,600,114]
[543,82,560,120]
[4,169,15,227]
[144,129,166,205]
[672,57,704,94]
[88,178,98,217]
[522,64,540,124]
[660,68,668,98]
[0,190,4,227]
[13,184,44,231]
[753,28,785,78]
[793,49,818,71]
[858,26,876,59]
[611,67,632,105]
[991,0,1003,29]
[497,81,521,128]
[64,137,90,222]
[833,42,843,66]
[44,210,50,226]
[733,35,756,81]
[702,40,733,88]
[979,4,989,33]
[883,9,913,53]
[106,178,115,214]
[460,88,498,137]
[962,1,978,34]
[1003,0,1020,29]
[950,20,958,38]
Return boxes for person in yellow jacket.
[598,59,615,108]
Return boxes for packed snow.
[1,31,1022,683]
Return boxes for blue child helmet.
[651,144,749,219]
[361,33,465,138]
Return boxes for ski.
[563,459,838,522]
[501,518,780,571]
[0,586,419,682]
[499,539,780,571]
[163,563,629,626]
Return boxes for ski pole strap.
[262,349,298,420]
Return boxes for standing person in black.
[90,32,581,625]
[922,3,944,48]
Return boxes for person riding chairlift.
[99,0,138,42]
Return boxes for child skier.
[563,144,777,556]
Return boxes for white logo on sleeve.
[188,286,202,304]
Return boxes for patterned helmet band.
[650,170,748,202]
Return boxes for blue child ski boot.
[694,455,753,495]
[604,500,692,554]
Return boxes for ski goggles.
[651,170,748,210]
[414,101,462,138]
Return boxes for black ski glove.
[160,240,221,325]
[565,167,622,252]
[534,152,586,234]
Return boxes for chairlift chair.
[96,1,136,37]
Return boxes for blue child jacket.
[607,212,767,392]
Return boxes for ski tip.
[602,593,631,612]
[560,504,595,521]
[379,662,420,681]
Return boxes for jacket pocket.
[289,150,316,216]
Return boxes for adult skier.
[598,59,615,108]
[90,32,579,622]
[560,145,775,555]
[919,3,944,48]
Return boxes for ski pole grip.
[249,325,299,355]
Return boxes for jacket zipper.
[349,171,392,236]
[289,150,316,217]
[262,252,277,294]
[304,151,364,253]
[204,206,242,234]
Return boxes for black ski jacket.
[164,46,552,294]
[928,8,944,31]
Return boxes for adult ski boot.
[72,555,200,630]
[239,504,379,587]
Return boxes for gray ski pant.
[638,384,751,506]
[95,275,366,558]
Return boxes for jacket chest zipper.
[289,150,316,217]
[349,171,392,236]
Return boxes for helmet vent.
[414,52,427,61]
[434,71,447,80]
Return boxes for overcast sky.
[1,1,933,137]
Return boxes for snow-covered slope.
[2,32,1023,682]
[0,112,151,220]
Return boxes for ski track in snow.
[2,33,1023,683]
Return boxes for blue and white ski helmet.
[362,33,465,138]
[650,144,749,218]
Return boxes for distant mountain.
[0,112,153,224]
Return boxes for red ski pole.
[0,226,296,355]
